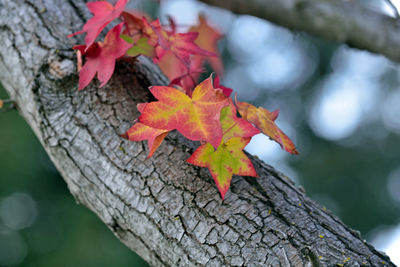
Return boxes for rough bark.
[198,0,400,64]
[0,0,395,266]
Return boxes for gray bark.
[198,0,400,64]
[0,0,395,266]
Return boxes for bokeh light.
[0,192,37,230]
[382,89,400,134]
[387,166,400,204]
[0,228,27,266]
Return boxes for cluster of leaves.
[70,0,298,199]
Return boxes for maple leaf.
[120,13,157,58]
[68,0,128,48]
[158,64,229,99]
[187,137,257,199]
[169,74,197,96]
[141,18,162,47]
[157,50,190,80]
[124,122,169,158]
[220,101,260,142]
[144,18,215,65]
[189,14,224,78]
[165,32,216,65]
[156,50,203,95]
[121,11,145,39]
[158,62,228,98]
[139,76,229,148]
[154,16,222,94]
[235,94,298,154]
[73,23,132,90]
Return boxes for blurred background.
[1,0,400,265]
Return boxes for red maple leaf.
[156,50,202,95]
[189,14,224,78]
[157,50,192,80]
[73,23,132,90]
[69,0,128,48]
[156,15,224,95]
[121,11,145,39]
[141,18,162,47]
[143,18,215,66]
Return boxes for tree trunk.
[0,0,395,266]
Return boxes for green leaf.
[187,137,257,199]
[126,37,155,58]
[120,34,134,44]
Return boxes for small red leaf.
[74,23,132,90]
[69,0,128,48]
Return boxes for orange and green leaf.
[139,76,228,148]
[235,94,298,154]
[220,100,260,142]
[187,137,257,199]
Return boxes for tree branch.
[198,0,400,63]
[0,0,395,266]
[384,0,400,18]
